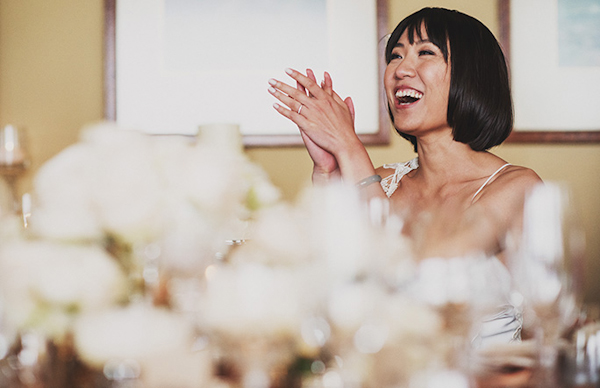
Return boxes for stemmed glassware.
[0,125,30,214]
[506,182,586,387]
[409,202,533,386]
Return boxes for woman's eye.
[419,50,435,56]
[390,53,403,60]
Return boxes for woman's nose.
[394,56,416,79]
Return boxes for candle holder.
[0,124,30,214]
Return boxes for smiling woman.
[268,7,541,246]
[384,8,512,153]
[384,25,452,148]
[267,7,544,365]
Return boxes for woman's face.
[384,25,452,138]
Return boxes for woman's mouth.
[395,89,423,105]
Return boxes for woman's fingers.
[322,71,333,94]
[269,77,310,103]
[306,69,318,98]
[269,70,343,113]
[297,69,311,95]
[268,68,355,139]
[268,79,306,114]
[272,102,306,124]
[320,71,350,109]
[284,68,328,100]
[296,80,307,95]
[344,96,356,122]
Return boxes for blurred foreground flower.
[0,122,441,388]
[0,240,127,340]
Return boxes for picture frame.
[103,0,391,147]
[499,0,600,143]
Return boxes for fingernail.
[268,78,277,86]
[285,68,294,75]
[273,103,280,109]
[268,87,276,94]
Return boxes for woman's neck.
[415,135,483,183]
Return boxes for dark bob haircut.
[385,7,512,152]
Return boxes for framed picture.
[104,0,390,147]
[499,0,600,142]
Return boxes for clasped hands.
[268,68,359,183]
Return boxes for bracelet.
[355,174,382,188]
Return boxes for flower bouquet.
[0,122,443,388]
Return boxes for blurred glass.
[506,182,586,388]
[562,322,600,388]
[407,199,526,385]
[0,125,30,214]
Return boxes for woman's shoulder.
[471,164,543,251]
[476,164,542,205]
[497,165,542,189]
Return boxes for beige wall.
[1,0,598,302]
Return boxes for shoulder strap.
[471,163,512,202]
[380,158,419,198]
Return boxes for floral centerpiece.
[0,122,442,388]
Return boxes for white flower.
[30,144,102,241]
[73,303,195,368]
[242,163,281,211]
[382,293,443,342]
[31,123,165,244]
[0,240,127,338]
[140,347,213,388]
[83,125,164,244]
[177,143,248,217]
[203,263,311,338]
[158,198,220,273]
[232,203,311,267]
[327,281,386,334]
[298,184,377,282]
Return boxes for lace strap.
[380,158,419,198]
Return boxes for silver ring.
[297,105,303,114]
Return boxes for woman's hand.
[268,68,384,200]
[268,68,361,164]
[295,70,342,183]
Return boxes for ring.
[297,105,303,114]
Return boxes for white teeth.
[395,89,423,100]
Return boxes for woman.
[269,8,545,350]
[267,7,541,258]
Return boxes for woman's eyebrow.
[394,38,432,48]
[414,38,432,45]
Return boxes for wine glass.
[506,182,586,387]
[407,202,522,385]
[0,125,30,214]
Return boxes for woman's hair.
[384,7,512,152]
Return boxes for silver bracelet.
[356,174,382,188]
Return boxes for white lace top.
[380,158,419,197]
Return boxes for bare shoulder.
[492,165,542,195]
[474,164,542,219]
[471,165,542,247]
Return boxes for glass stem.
[4,175,21,214]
